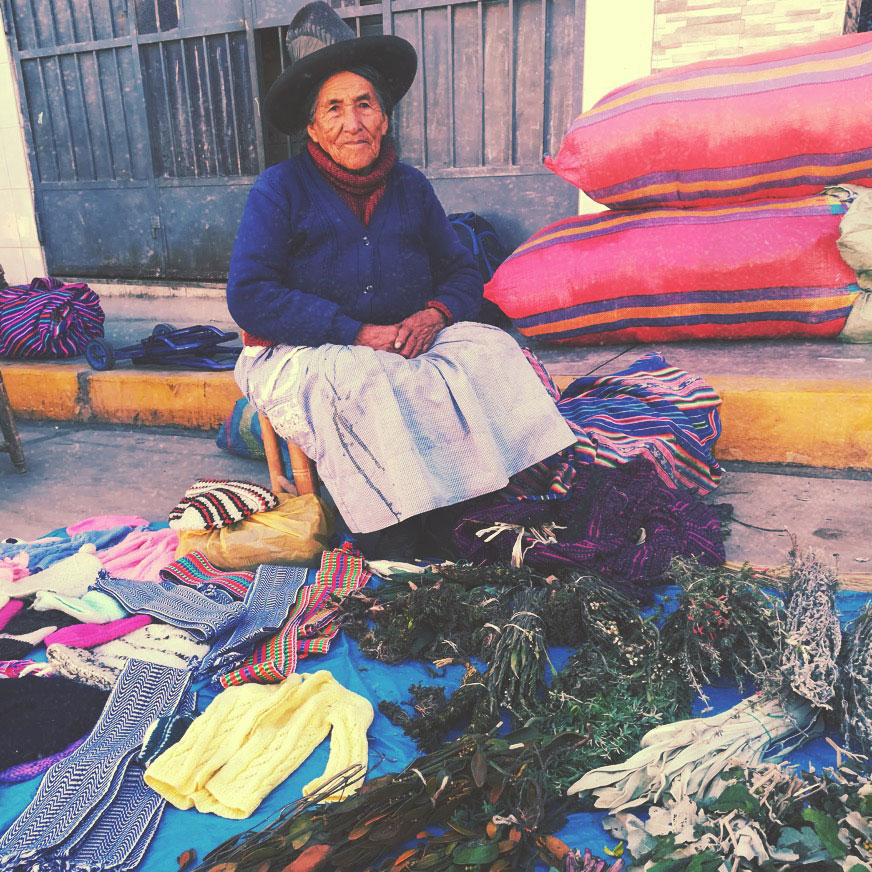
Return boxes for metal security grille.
[3,0,584,279]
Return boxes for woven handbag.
[0,277,105,359]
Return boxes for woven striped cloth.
[0,660,193,871]
[0,277,104,359]
[160,551,254,601]
[487,194,859,345]
[511,351,722,496]
[545,32,872,209]
[219,544,371,687]
[199,563,309,680]
[557,352,722,495]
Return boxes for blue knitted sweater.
[226,150,484,347]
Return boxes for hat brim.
[263,35,418,135]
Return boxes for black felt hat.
[263,1,417,135]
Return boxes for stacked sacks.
[487,33,872,345]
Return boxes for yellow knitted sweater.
[144,670,374,819]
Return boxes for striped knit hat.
[168,479,279,531]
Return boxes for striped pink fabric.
[545,33,872,210]
[0,278,104,359]
[485,194,860,345]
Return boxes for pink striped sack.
[485,195,860,345]
[0,277,104,359]
[545,33,872,210]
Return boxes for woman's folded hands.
[353,307,448,358]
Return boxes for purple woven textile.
[452,457,725,600]
[0,737,85,784]
[0,277,104,359]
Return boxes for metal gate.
[2,0,585,279]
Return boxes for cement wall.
[0,29,45,285]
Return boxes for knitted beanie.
[138,713,196,768]
[0,605,82,659]
[2,606,81,635]
[0,737,85,784]
[33,589,129,624]
[47,624,209,690]
[0,599,24,632]
[0,675,109,771]
[42,614,152,648]
[0,544,103,599]
[168,479,279,531]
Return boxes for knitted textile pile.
[145,670,373,818]
[0,544,102,599]
[97,528,180,582]
[0,605,81,659]
[219,544,371,687]
[169,479,279,531]
[0,674,108,771]
[47,624,209,691]
[0,525,136,572]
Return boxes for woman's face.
[307,71,388,171]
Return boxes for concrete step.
[3,282,872,469]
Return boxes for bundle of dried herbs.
[190,728,591,872]
[379,662,493,751]
[339,563,647,667]
[339,576,510,664]
[485,588,549,721]
[538,572,652,650]
[567,693,824,812]
[839,603,872,761]
[604,761,872,871]
[660,559,785,708]
[781,547,842,709]
[544,642,691,793]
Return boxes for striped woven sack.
[485,194,860,345]
[545,33,872,210]
[0,277,104,359]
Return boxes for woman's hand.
[353,323,401,352]
[393,308,448,358]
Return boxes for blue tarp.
[1,525,869,869]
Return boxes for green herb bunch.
[379,661,493,751]
[661,559,786,707]
[485,588,550,722]
[340,576,510,664]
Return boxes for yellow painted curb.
[710,377,872,469]
[87,369,242,429]
[1,362,85,421]
[4,364,872,469]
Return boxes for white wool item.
[0,545,102,599]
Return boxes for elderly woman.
[228,1,573,541]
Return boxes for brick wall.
[653,0,848,71]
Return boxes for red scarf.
[242,141,397,348]
[307,139,396,225]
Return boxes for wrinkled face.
[307,71,388,171]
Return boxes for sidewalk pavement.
[2,421,870,590]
